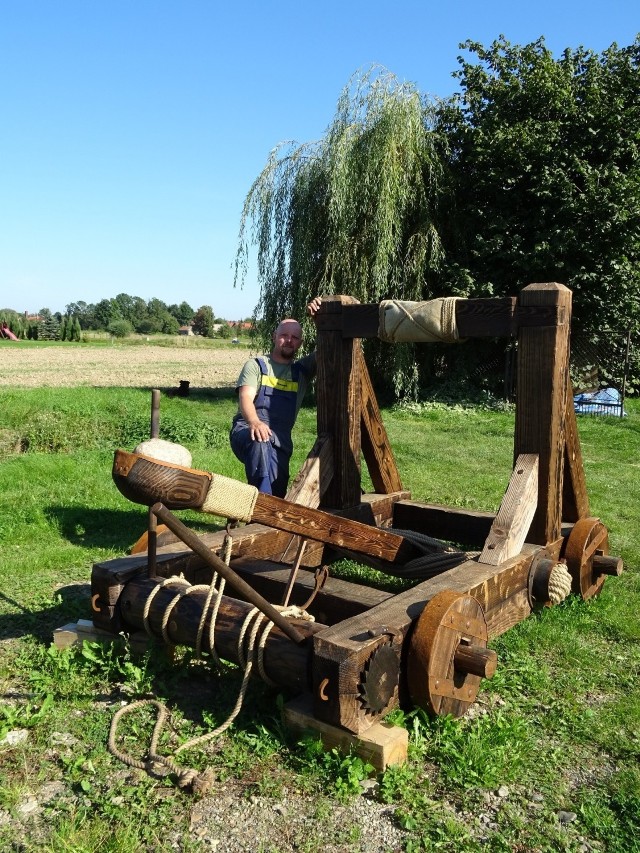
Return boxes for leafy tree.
[113,293,147,330]
[93,299,121,331]
[192,305,216,338]
[169,301,195,327]
[437,36,640,335]
[235,68,445,397]
[71,316,82,342]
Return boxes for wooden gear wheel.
[564,516,609,600]
[407,590,497,718]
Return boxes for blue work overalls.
[230,357,302,497]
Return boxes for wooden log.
[152,503,308,644]
[478,454,538,565]
[118,578,322,694]
[514,283,572,545]
[315,296,362,509]
[335,298,564,340]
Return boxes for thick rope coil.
[107,699,215,795]
[110,527,313,792]
[548,562,573,605]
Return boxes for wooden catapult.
[89,283,623,770]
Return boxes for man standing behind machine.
[229,298,321,497]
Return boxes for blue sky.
[1,2,636,321]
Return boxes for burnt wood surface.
[514,284,572,545]
[324,298,564,340]
[392,501,495,550]
[316,296,362,508]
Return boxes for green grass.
[0,387,638,852]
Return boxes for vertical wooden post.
[514,284,572,545]
[316,296,362,509]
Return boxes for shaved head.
[271,318,303,363]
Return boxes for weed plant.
[0,386,638,852]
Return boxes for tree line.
[236,36,640,397]
[0,296,249,341]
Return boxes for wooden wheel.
[564,517,609,600]
[407,590,496,718]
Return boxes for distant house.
[230,321,253,333]
[178,325,194,336]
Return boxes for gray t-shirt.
[235,352,317,418]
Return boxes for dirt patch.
[0,344,252,389]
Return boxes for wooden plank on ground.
[283,694,407,772]
[478,454,538,565]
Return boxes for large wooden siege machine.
[92,283,623,765]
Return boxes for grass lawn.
[0,386,638,852]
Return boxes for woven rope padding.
[548,562,573,605]
[378,297,462,344]
[201,473,258,522]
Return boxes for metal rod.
[281,539,307,607]
[150,389,161,438]
[151,503,307,645]
[620,328,631,418]
[147,389,161,579]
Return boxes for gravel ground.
[0,342,251,388]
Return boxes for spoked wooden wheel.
[564,516,622,600]
[407,590,497,718]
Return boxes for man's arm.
[238,385,272,442]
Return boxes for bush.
[108,319,133,339]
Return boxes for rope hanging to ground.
[108,531,314,793]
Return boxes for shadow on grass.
[0,583,92,642]
[44,506,213,551]
[130,385,237,403]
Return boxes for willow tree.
[235,69,447,397]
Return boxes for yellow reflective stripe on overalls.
[260,375,299,393]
